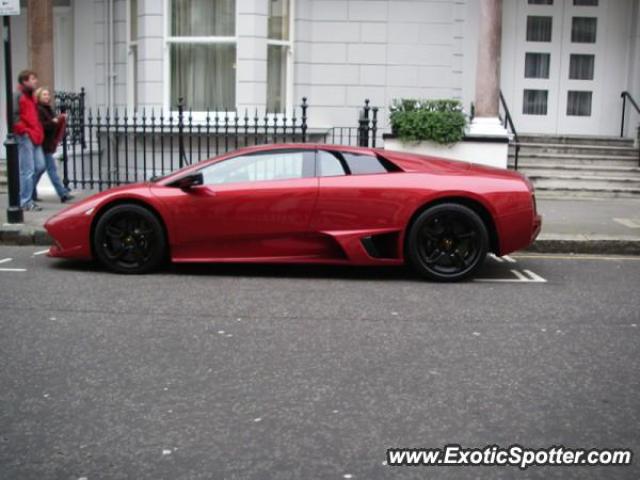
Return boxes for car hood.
[46,183,151,221]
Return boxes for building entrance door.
[507,0,618,135]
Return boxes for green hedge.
[389,99,467,145]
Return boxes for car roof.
[216,143,380,155]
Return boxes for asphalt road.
[0,246,639,480]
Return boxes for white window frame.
[163,0,239,117]
[266,0,295,116]
[127,0,138,110]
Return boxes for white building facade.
[2,0,640,139]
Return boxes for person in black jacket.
[34,87,73,203]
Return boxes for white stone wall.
[92,0,129,109]
[294,0,470,129]
[626,0,640,138]
[2,0,639,144]
[136,0,164,108]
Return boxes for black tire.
[406,203,489,282]
[93,204,167,274]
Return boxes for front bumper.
[44,214,93,260]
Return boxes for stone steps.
[512,142,639,157]
[518,164,640,178]
[517,134,635,147]
[532,186,640,199]
[512,152,640,167]
[509,134,640,198]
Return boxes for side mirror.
[173,173,203,190]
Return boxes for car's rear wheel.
[406,203,489,282]
[93,204,166,274]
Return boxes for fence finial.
[301,97,308,143]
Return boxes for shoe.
[25,203,43,212]
[61,194,75,203]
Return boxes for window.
[528,0,553,4]
[341,153,389,175]
[569,54,594,80]
[168,0,236,111]
[571,17,597,43]
[200,151,314,185]
[523,89,548,115]
[317,151,346,177]
[573,0,598,5]
[526,16,552,42]
[524,53,550,78]
[567,91,592,116]
[267,0,292,113]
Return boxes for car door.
[310,150,411,261]
[311,150,407,231]
[157,149,319,260]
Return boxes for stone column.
[470,0,507,136]
[27,0,55,91]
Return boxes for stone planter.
[383,134,510,169]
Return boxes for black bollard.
[3,16,23,223]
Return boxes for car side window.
[317,150,346,177]
[200,150,314,185]
[341,152,389,175]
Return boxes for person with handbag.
[14,70,46,211]
[34,87,74,203]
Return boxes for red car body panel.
[45,144,542,266]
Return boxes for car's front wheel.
[406,203,489,282]
[93,204,167,274]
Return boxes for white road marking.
[0,258,12,264]
[513,254,640,261]
[32,249,50,256]
[523,269,547,283]
[474,269,547,283]
[613,217,640,229]
[511,269,528,281]
[0,268,27,272]
[489,254,517,263]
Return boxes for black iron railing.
[620,91,640,137]
[326,99,380,148]
[55,88,86,148]
[60,97,380,190]
[498,91,521,171]
[620,91,640,166]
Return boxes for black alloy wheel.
[93,204,167,274]
[406,203,489,282]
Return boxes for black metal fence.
[60,96,380,190]
[55,88,86,148]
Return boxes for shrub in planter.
[389,99,467,145]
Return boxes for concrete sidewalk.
[0,190,639,254]
[530,197,640,254]
[0,190,95,245]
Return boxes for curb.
[1,227,640,255]
[525,238,640,255]
[0,226,52,246]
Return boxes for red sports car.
[45,144,541,281]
